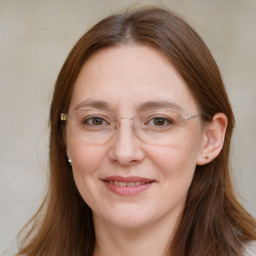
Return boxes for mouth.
[105,180,152,187]
[101,176,155,196]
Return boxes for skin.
[65,45,227,256]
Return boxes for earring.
[68,158,72,165]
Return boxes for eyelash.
[82,116,110,126]
[79,114,176,128]
[145,116,174,127]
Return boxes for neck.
[93,213,180,256]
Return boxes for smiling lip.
[102,176,155,196]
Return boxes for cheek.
[146,140,200,181]
[67,143,107,209]
[68,140,107,175]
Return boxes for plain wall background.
[0,0,255,254]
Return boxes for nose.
[108,119,145,166]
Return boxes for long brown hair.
[16,7,256,256]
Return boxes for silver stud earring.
[68,158,72,165]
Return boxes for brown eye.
[82,117,108,126]
[151,117,172,127]
[153,118,166,126]
[92,118,104,125]
[143,115,174,129]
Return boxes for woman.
[16,7,256,256]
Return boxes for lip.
[101,176,155,196]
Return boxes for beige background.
[0,0,255,254]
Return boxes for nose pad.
[113,118,136,134]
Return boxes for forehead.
[69,45,198,113]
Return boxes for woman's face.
[66,45,206,229]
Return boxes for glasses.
[60,109,199,145]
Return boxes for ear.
[196,113,228,165]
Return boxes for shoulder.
[244,241,256,256]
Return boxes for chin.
[94,207,155,230]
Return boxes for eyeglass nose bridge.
[113,116,137,135]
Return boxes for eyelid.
[146,116,174,124]
[82,114,111,123]
[76,109,117,117]
[139,110,177,118]
[73,109,181,120]
[78,112,116,126]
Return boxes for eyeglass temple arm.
[185,114,199,120]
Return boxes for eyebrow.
[73,99,110,111]
[73,99,183,112]
[137,101,183,112]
